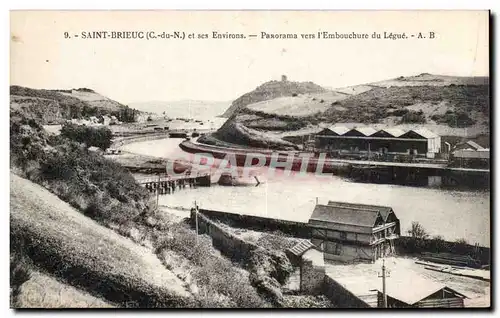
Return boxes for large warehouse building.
[308,201,401,262]
[315,126,441,158]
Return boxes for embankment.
[10,173,192,308]
[190,209,294,306]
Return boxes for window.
[335,244,342,255]
[340,231,347,240]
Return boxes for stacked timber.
[420,252,481,268]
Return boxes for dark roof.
[400,128,438,139]
[286,240,315,258]
[344,127,377,137]
[327,201,395,222]
[309,204,382,227]
[317,126,349,136]
[465,140,484,150]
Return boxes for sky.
[10,10,489,104]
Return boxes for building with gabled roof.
[316,125,350,136]
[314,126,441,158]
[371,128,405,138]
[377,271,467,308]
[344,127,377,137]
[308,201,400,262]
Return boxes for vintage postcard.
[10,10,490,309]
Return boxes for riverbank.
[112,137,490,246]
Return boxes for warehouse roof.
[372,128,406,138]
[379,272,467,305]
[345,127,378,137]
[326,201,395,223]
[401,128,439,139]
[309,203,385,228]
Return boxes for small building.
[377,274,467,308]
[308,201,400,262]
[102,115,111,125]
[451,140,490,168]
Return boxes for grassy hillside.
[10,173,192,307]
[10,86,139,124]
[14,270,115,308]
[10,110,273,308]
[206,74,490,149]
[221,78,327,117]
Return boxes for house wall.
[312,240,374,262]
[300,249,325,295]
[311,228,372,245]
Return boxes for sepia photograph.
[9,10,491,309]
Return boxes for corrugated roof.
[378,128,406,137]
[380,272,450,305]
[329,126,350,135]
[348,127,377,136]
[466,140,484,150]
[309,204,381,227]
[327,201,394,222]
[408,128,438,139]
[287,240,315,258]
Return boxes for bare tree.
[407,222,429,239]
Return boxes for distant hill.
[205,74,490,150]
[10,86,139,124]
[129,100,230,120]
[221,77,327,118]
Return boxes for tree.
[407,221,429,239]
[60,123,113,150]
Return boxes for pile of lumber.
[420,252,481,268]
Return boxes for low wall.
[322,275,371,308]
[198,209,311,239]
[190,209,260,261]
[111,133,170,149]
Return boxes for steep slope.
[15,270,115,308]
[221,78,327,117]
[206,74,489,150]
[10,173,192,308]
[10,86,139,124]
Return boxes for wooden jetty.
[137,172,211,194]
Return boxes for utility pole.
[378,258,390,308]
[156,174,160,208]
[194,200,199,245]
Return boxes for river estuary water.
[121,138,491,247]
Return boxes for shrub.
[400,110,426,124]
[60,123,113,150]
[430,111,475,127]
[154,222,268,308]
[407,222,429,239]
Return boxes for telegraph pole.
[194,200,199,245]
[378,258,389,308]
[156,174,161,208]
